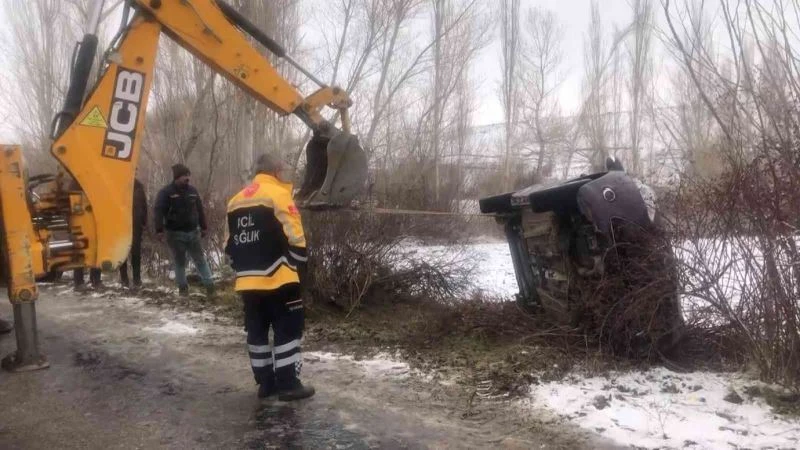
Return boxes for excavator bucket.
[297,130,367,208]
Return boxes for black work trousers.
[242,284,304,390]
[74,268,101,287]
[120,225,144,286]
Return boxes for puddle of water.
[244,402,374,450]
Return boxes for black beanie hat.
[172,163,191,180]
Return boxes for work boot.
[278,381,316,402]
[178,285,189,297]
[0,317,13,335]
[205,284,216,299]
[257,382,278,399]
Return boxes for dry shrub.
[302,210,473,313]
[572,223,685,360]
[665,160,800,388]
[140,233,173,280]
[140,200,485,298]
[139,199,231,282]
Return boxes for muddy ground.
[0,284,622,449]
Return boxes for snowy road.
[0,286,612,449]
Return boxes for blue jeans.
[166,230,213,288]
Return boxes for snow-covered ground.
[527,368,800,449]
[306,345,800,449]
[143,319,200,335]
[464,242,518,298]
[403,240,518,298]
[407,241,800,448]
[308,352,412,380]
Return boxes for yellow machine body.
[0,0,366,306]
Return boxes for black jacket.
[154,183,207,233]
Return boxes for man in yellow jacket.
[225,153,314,401]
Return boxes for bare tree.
[144,42,217,183]
[662,0,800,387]
[344,0,484,209]
[626,0,654,175]
[567,2,635,175]
[234,0,303,179]
[431,0,448,203]
[294,0,390,175]
[582,1,611,172]
[657,69,719,179]
[0,1,96,165]
[428,0,487,206]
[499,0,521,190]
[518,6,564,179]
[363,0,425,153]
[452,70,475,210]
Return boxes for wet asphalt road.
[0,287,614,449]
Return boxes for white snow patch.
[117,296,145,306]
[144,320,199,336]
[527,368,800,449]
[354,353,411,378]
[465,242,516,298]
[403,242,517,299]
[61,311,102,319]
[407,238,769,324]
[308,352,411,379]
[176,310,219,323]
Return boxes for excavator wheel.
[297,131,367,209]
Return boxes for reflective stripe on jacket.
[225,174,307,292]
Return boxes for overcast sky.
[473,0,646,125]
[0,0,651,141]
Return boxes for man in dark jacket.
[154,164,214,297]
[120,178,148,287]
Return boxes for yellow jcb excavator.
[0,0,367,371]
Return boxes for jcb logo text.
[102,68,144,160]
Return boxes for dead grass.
[304,295,645,396]
[742,385,800,417]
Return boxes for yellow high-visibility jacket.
[225,174,307,292]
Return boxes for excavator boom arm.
[2,0,366,296]
[135,0,330,125]
[48,0,364,273]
